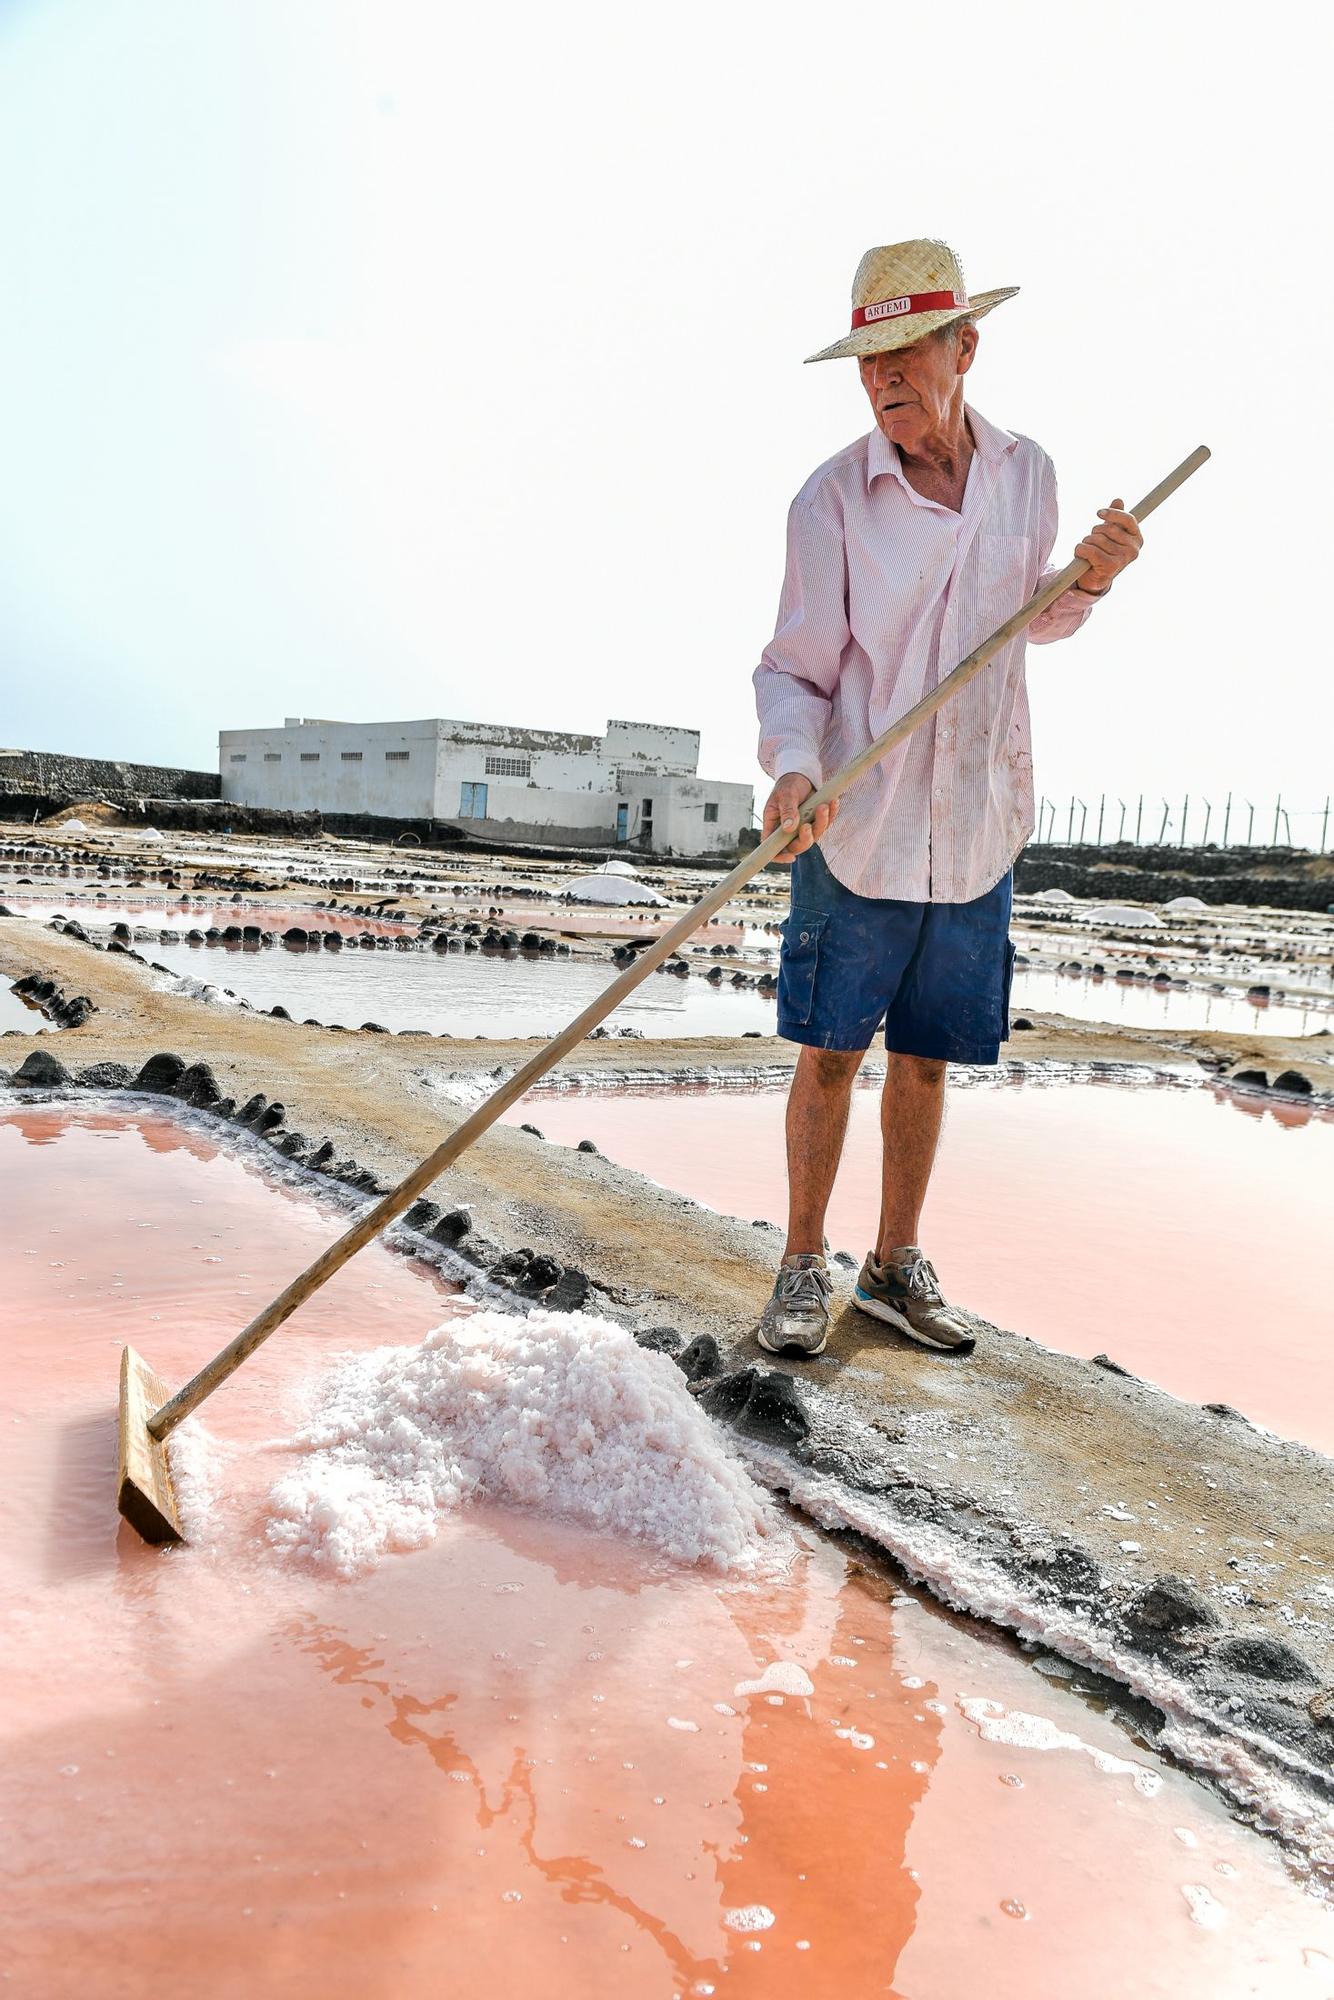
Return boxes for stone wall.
[1015,843,1334,913]
[0,749,218,805]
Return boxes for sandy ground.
[4,908,1333,1852]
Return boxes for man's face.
[858,323,977,454]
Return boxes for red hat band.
[850,289,969,331]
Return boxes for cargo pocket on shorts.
[779,913,828,1029]
[1000,938,1017,1040]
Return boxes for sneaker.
[852,1247,976,1354]
[757,1253,832,1357]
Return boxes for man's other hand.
[1073,497,1142,596]
[762,774,839,864]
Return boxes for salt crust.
[267,1308,777,1576]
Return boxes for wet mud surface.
[4,1104,1333,1996]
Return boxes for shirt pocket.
[778,913,828,1027]
[973,533,1035,630]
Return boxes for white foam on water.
[267,1308,777,1576]
[734,1662,813,1698]
[722,1905,775,1933]
[959,1697,1162,1796]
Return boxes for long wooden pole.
[148,444,1209,1439]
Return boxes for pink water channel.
[503,1075,1334,1454]
[2,1102,1331,1998]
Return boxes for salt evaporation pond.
[504,1076,1334,1453]
[146,938,777,1037]
[4,1101,1330,1996]
[134,940,1331,1041]
[1011,965,1332,1038]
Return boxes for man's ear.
[956,324,979,377]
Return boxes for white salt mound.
[566,872,673,907]
[1088,903,1161,927]
[268,1307,775,1575]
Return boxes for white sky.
[2,1,1330,844]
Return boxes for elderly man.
[753,238,1142,1360]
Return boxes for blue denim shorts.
[776,845,1016,1064]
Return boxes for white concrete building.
[218,715,754,856]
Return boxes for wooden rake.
[118,444,1210,1543]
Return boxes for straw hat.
[806,238,1018,364]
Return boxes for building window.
[341,751,363,762]
[264,753,282,763]
[385,750,410,761]
[703,802,719,823]
[484,754,531,778]
[228,753,247,763]
[616,767,658,793]
[460,780,489,817]
[300,752,320,763]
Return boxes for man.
[753,238,1142,1360]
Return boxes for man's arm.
[753,490,848,858]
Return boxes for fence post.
[1096,793,1105,844]
[1245,800,1255,844]
[1221,791,1231,846]
[1158,799,1171,843]
[1180,794,1189,846]
[1135,795,1143,844]
[1272,793,1283,845]
[1322,796,1330,855]
[1077,799,1088,843]
[1201,798,1212,845]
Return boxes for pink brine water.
[1,1103,1328,1997]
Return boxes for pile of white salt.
[268,1307,775,1575]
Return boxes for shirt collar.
[865,402,1018,493]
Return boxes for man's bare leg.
[876,1053,947,1256]
[783,1045,864,1258]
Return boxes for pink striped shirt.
[753,404,1093,902]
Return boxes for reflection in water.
[0,979,55,1035]
[2,1103,1330,1998]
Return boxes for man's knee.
[798,1044,864,1091]
[887,1052,947,1089]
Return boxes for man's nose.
[870,355,901,388]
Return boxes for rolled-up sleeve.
[753,490,848,786]
[1028,453,1095,646]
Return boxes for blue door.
[616,803,629,843]
[460,781,488,818]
